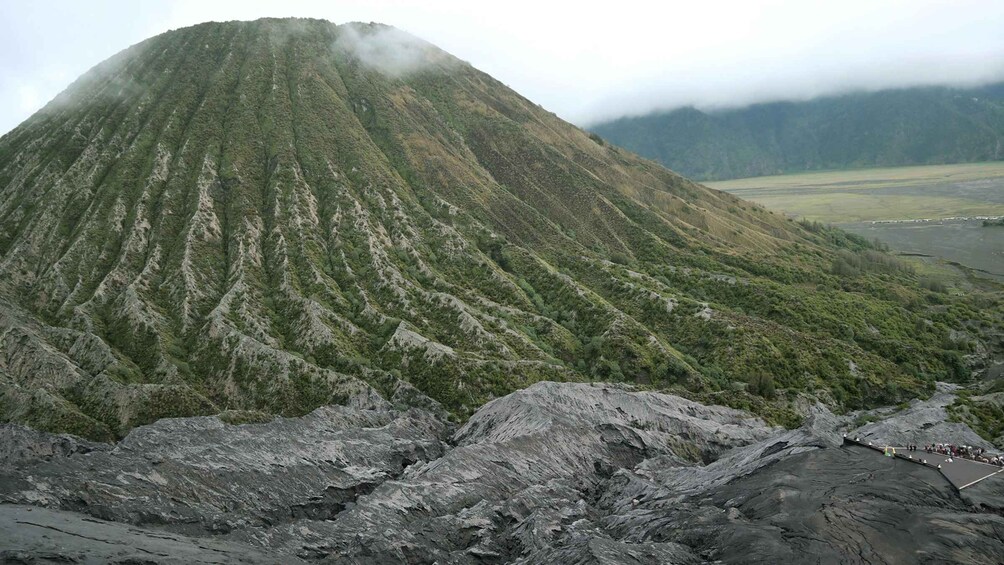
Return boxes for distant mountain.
[0,19,996,440]
[591,83,1004,180]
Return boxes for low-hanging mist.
[3,1,1004,134]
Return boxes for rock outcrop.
[1,504,307,565]
[3,381,1004,564]
[0,402,449,537]
[849,382,995,449]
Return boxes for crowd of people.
[925,443,1004,466]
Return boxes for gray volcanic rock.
[0,403,449,537]
[0,424,109,468]
[237,382,778,562]
[960,469,1004,512]
[455,382,776,456]
[602,443,1004,564]
[3,381,1004,564]
[0,504,304,564]
[850,382,994,449]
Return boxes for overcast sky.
[3,0,1004,135]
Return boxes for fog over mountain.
[3,0,1004,135]
[591,81,1004,180]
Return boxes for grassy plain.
[707,162,1004,223]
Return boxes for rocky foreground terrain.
[2,381,1004,564]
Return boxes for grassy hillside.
[591,84,1004,180]
[0,19,999,440]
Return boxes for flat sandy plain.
[707,162,1004,279]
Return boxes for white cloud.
[16,83,41,114]
[333,23,453,78]
[2,0,1004,135]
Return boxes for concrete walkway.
[931,454,1004,489]
[844,437,1004,491]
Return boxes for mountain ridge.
[591,82,1004,180]
[0,18,998,440]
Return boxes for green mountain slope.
[591,84,1004,180]
[0,19,997,440]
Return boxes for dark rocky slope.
[3,381,1004,564]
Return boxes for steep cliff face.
[0,18,991,439]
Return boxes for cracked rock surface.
[3,381,1004,564]
[1,504,307,565]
